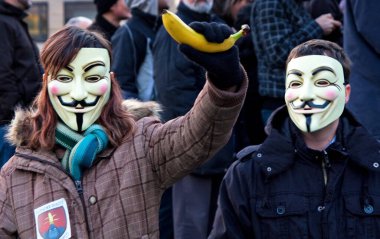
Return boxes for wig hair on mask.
[28,26,136,150]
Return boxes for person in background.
[0,23,247,238]
[304,0,344,46]
[250,0,341,125]
[154,1,238,238]
[159,0,170,13]
[65,16,93,29]
[88,0,131,41]
[210,39,380,239]
[212,0,251,27]
[212,0,267,150]
[112,0,167,101]
[0,0,42,168]
[344,0,380,141]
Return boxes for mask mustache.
[58,96,100,107]
[292,100,330,110]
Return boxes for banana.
[161,9,250,53]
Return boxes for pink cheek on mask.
[99,83,109,95]
[50,85,60,95]
[285,92,295,101]
[324,90,338,100]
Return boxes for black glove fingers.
[189,22,232,44]
[179,22,243,89]
[179,43,243,89]
[204,22,231,43]
[189,22,207,34]
[220,25,232,39]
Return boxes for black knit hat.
[94,0,118,14]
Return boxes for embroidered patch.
[34,198,72,239]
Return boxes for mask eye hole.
[289,80,302,88]
[86,75,102,83]
[56,75,72,82]
[315,79,330,87]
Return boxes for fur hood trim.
[6,99,161,147]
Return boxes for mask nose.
[70,77,88,101]
[299,80,314,102]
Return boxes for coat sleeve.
[0,172,18,239]
[349,0,380,54]
[145,73,248,188]
[252,0,323,67]
[111,25,141,99]
[0,21,22,120]
[208,160,253,239]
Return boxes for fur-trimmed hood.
[6,99,161,147]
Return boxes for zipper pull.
[75,180,83,195]
[323,150,331,168]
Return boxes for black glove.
[179,22,243,89]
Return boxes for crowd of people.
[0,0,379,238]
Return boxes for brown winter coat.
[0,79,247,239]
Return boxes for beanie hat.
[94,0,118,15]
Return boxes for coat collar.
[0,1,27,19]
[257,106,380,178]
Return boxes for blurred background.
[26,0,179,46]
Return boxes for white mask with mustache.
[48,48,111,132]
[285,55,346,132]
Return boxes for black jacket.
[153,2,234,175]
[210,106,380,238]
[88,14,118,41]
[0,1,42,125]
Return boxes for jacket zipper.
[321,150,331,186]
[75,180,92,237]
[321,150,331,239]
[14,152,91,237]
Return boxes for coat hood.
[6,99,161,147]
[125,0,158,16]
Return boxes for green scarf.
[55,122,109,181]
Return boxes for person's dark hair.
[94,0,118,15]
[29,26,135,150]
[286,39,351,84]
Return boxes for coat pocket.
[255,194,309,239]
[344,195,380,239]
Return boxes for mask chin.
[51,94,109,132]
[287,99,345,133]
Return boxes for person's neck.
[102,12,120,27]
[302,120,339,151]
